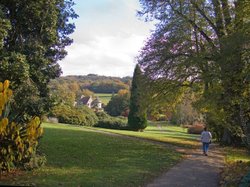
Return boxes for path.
[87,128,225,187]
[147,144,224,187]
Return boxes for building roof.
[92,97,101,105]
[79,96,92,105]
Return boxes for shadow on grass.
[3,124,181,187]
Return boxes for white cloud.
[59,0,154,77]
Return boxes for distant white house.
[78,95,102,110]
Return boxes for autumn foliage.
[0,80,43,172]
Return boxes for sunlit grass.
[95,93,113,105]
[221,146,250,186]
[224,146,250,162]
[91,122,200,148]
[0,123,181,187]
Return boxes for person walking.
[201,127,212,156]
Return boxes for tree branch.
[220,0,232,34]
[212,0,225,37]
[168,1,217,50]
[190,0,220,38]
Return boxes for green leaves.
[0,0,77,120]
[138,0,250,145]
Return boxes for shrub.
[95,118,128,130]
[181,124,192,128]
[221,161,250,187]
[105,93,130,117]
[0,80,44,172]
[51,105,98,126]
[240,170,250,187]
[187,124,205,134]
[23,154,47,171]
[96,111,110,120]
[95,112,128,130]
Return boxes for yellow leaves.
[0,82,3,92]
[2,118,9,126]
[28,147,33,154]
[0,118,9,135]
[3,80,10,89]
[6,89,12,97]
[38,127,44,136]
[1,148,7,155]
[0,80,12,115]
[26,116,43,141]
[118,89,129,96]
[0,80,44,172]
[0,118,41,172]
[0,92,4,110]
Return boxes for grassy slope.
[1,123,181,187]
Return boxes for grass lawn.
[224,146,250,162]
[221,146,250,186]
[0,123,181,187]
[95,93,113,105]
[92,121,200,148]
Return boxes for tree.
[171,90,204,125]
[105,89,130,117]
[128,64,147,131]
[0,7,10,49]
[138,0,250,144]
[0,0,78,120]
[81,89,95,98]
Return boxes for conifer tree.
[128,64,147,131]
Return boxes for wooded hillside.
[49,74,131,94]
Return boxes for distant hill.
[49,74,132,94]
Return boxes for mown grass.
[220,146,250,186]
[92,121,200,148]
[224,146,250,162]
[0,123,181,187]
[95,93,113,105]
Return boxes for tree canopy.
[105,89,130,117]
[0,0,78,120]
[138,0,250,144]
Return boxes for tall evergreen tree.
[128,64,147,131]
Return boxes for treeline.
[50,74,131,94]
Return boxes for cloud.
[59,0,154,77]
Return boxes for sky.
[59,0,155,77]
